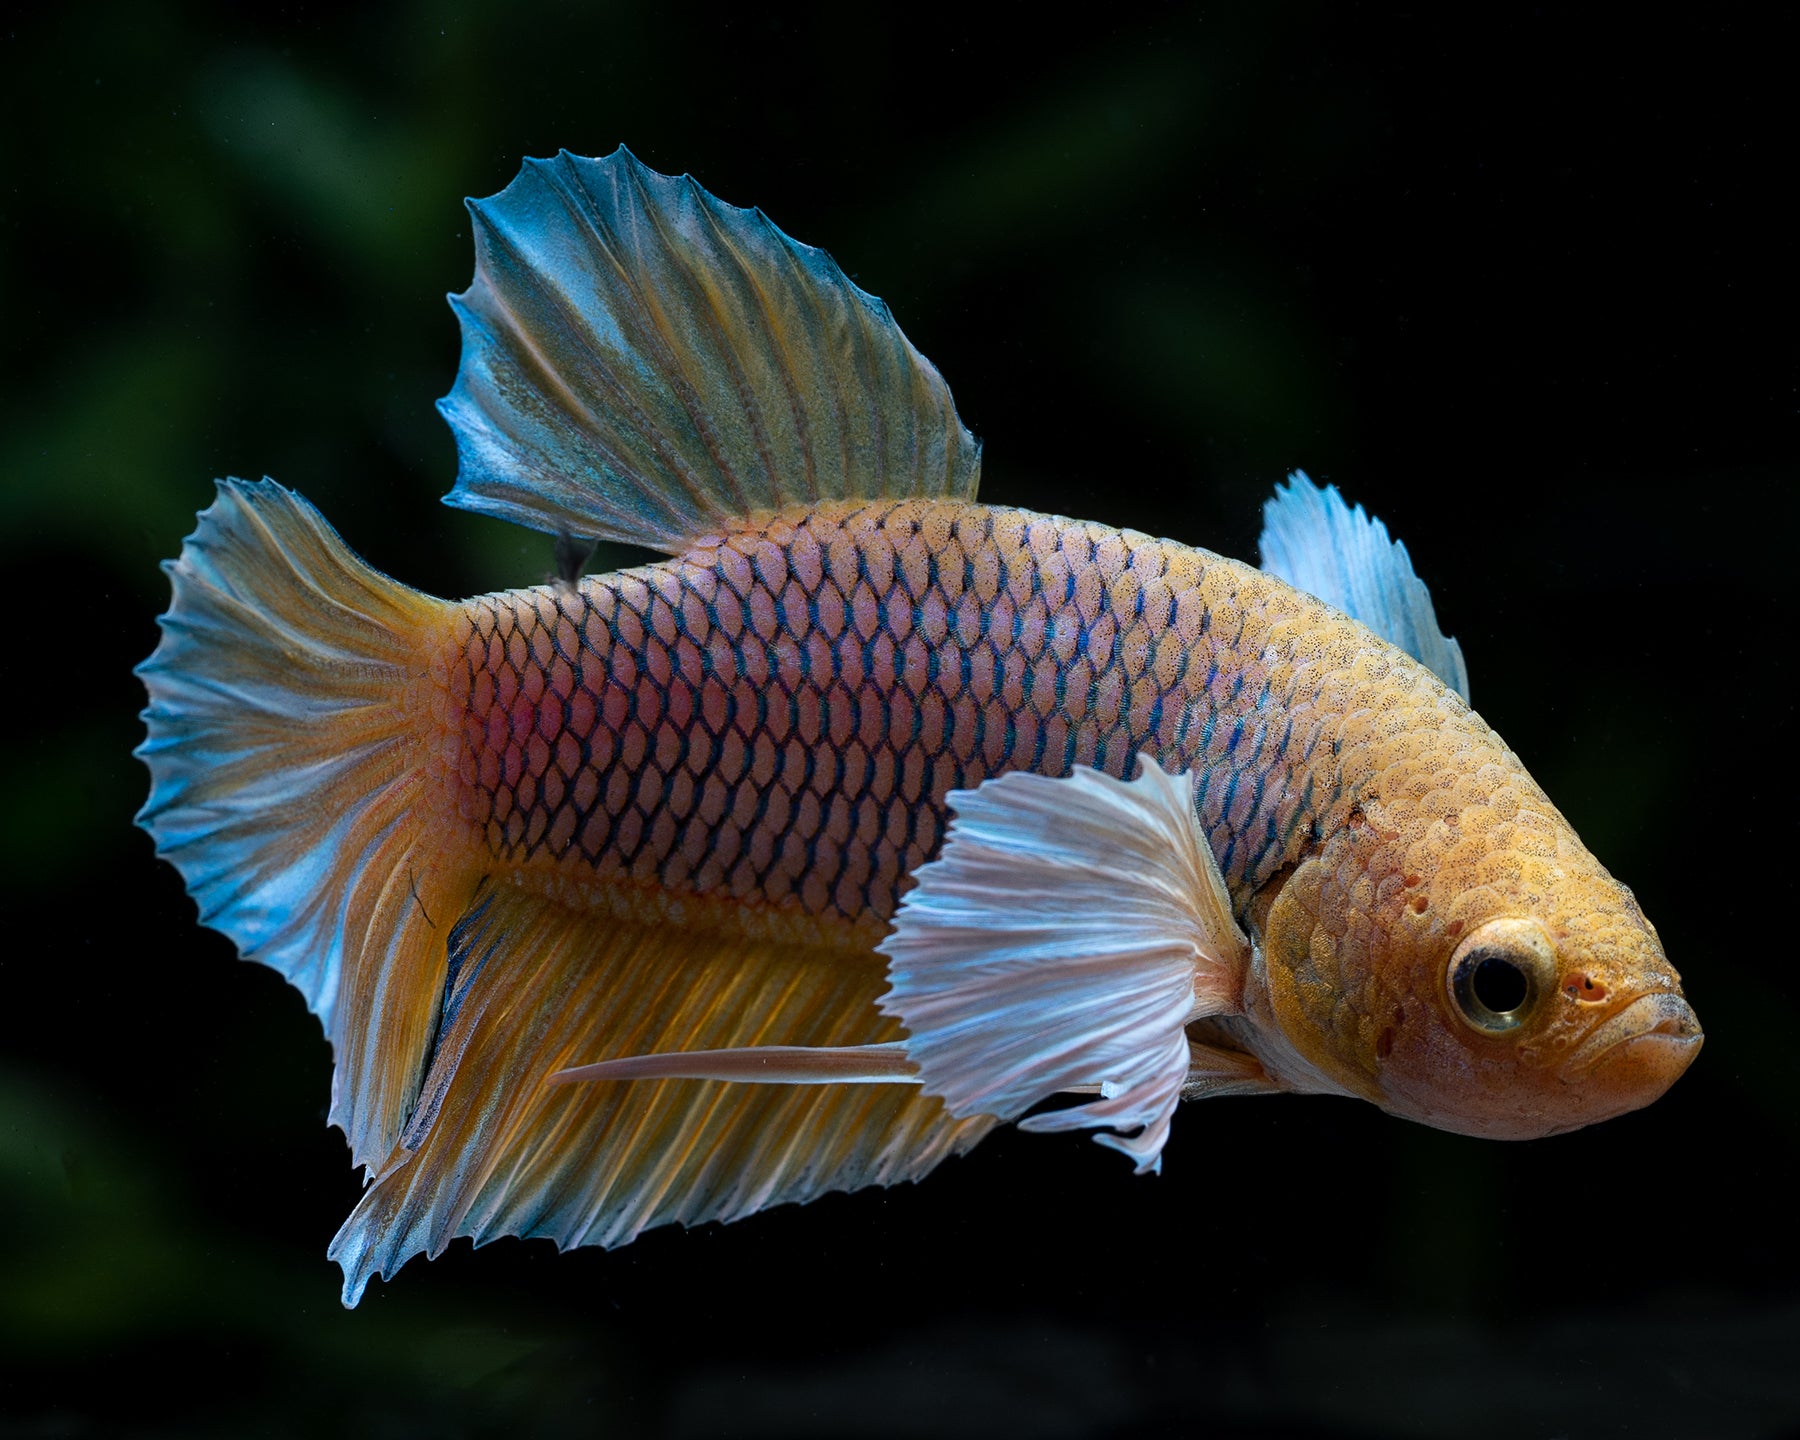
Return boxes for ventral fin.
[1259,471,1471,703]
[876,755,1249,1176]
[549,1041,918,1087]
[439,147,982,553]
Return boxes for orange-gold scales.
[136,149,1701,1305]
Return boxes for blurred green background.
[3,3,1796,1436]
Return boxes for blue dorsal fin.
[438,147,982,552]
[1259,471,1470,703]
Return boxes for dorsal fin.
[438,147,982,551]
[1258,471,1471,703]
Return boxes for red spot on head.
[1564,972,1608,1002]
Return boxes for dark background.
[3,4,1795,1436]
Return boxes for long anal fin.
[439,148,982,552]
[1258,470,1470,702]
[330,882,990,1307]
[876,755,1249,1176]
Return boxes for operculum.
[1238,858,1385,1104]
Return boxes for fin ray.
[1259,471,1470,702]
[877,755,1249,1175]
[135,479,478,1174]
[331,883,991,1306]
[438,148,981,551]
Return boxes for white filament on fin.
[549,1042,920,1087]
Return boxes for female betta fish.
[136,148,1701,1306]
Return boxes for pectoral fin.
[548,758,1253,1180]
[878,755,1250,1175]
[1259,471,1470,702]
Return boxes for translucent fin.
[330,882,991,1306]
[134,479,477,1174]
[1182,1038,1282,1102]
[876,755,1248,1176]
[438,147,982,551]
[1259,471,1470,703]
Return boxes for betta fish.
[135,148,1701,1306]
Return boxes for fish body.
[451,497,1405,937]
[135,149,1699,1305]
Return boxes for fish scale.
[443,494,1487,938]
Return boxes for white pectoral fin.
[877,755,1249,1175]
[1259,470,1470,703]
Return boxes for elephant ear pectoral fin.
[876,754,1250,1176]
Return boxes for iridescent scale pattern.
[445,498,1459,928]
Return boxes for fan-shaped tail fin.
[135,479,480,1174]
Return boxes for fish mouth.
[1569,991,1704,1078]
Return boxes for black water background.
[2,5,1795,1436]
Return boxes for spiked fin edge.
[438,147,981,552]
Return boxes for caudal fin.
[135,479,477,1172]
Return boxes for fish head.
[1378,901,1701,1139]
[1247,783,1701,1140]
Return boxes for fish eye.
[1454,951,1533,1030]
[1446,918,1558,1035]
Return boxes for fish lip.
[1568,991,1703,1075]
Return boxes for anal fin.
[330,880,990,1307]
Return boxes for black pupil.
[1471,955,1529,1013]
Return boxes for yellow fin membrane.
[134,479,476,1174]
[331,880,992,1306]
[549,759,1251,1179]
[438,147,983,551]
